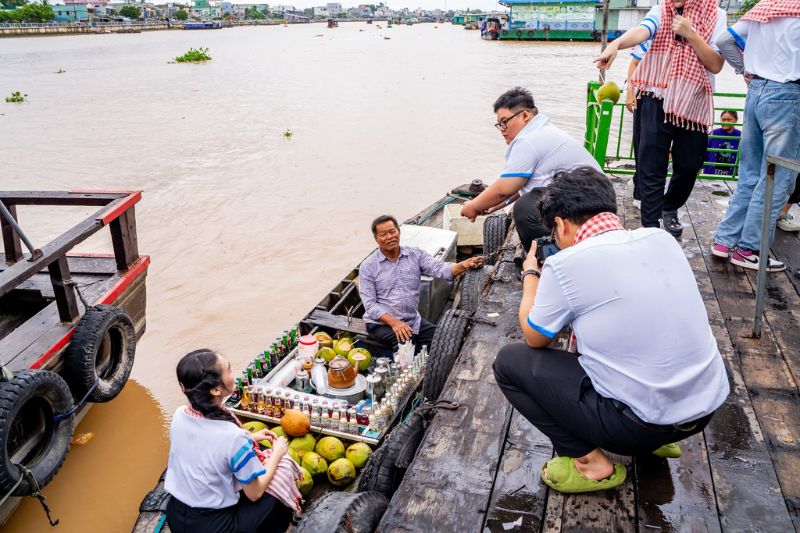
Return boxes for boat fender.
[295,491,388,533]
[63,305,136,403]
[459,266,489,313]
[421,310,470,402]
[0,370,74,496]
[482,213,511,266]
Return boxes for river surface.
[0,22,741,531]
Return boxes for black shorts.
[166,492,286,533]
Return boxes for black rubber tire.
[422,310,470,401]
[483,214,510,265]
[357,410,426,495]
[459,267,488,313]
[0,370,74,496]
[295,491,388,533]
[63,304,136,403]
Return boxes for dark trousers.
[166,492,285,533]
[366,319,436,352]
[789,173,800,204]
[492,344,713,458]
[512,187,550,252]
[632,105,641,201]
[637,95,709,228]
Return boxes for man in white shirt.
[460,87,601,252]
[493,166,729,494]
[594,0,726,238]
[711,0,800,273]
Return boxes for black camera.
[534,235,561,264]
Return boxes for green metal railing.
[584,81,747,181]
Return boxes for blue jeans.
[714,79,800,252]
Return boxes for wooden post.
[48,256,80,323]
[109,207,139,271]
[599,0,610,83]
[0,202,23,264]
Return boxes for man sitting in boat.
[359,215,483,350]
[492,166,728,494]
[460,87,602,252]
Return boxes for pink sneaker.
[711,243,732,258]
[730,247,786,272]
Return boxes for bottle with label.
[231,377,242,404]
[321,412,330,429]
[261,352,271,374]
[240,385,251,411]
[311,358,328,395]
[311,411,320,428]
[256,389,266,414]
[270,345,279,367]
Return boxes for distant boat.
[183,21,223,30]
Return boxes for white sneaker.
[632,199,641,210]
[777,213,800,232]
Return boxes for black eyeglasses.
[494,109,528,131]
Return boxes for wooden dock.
[379,178,800,532]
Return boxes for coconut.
[242,421,268,434]
[314,331,334,350]
[596,81,621,104]
[289,434,317,458]
[287,447,301,464]
[327,458,357,488]
[317,347,336,363]
[281,409,311,437]
[271,426,287,439]
[334,338,354,357]
[315,436,345,463]
[347,347,372,372]
[301,451,328,477]
[296,467,314,496]
[345,442,373,469]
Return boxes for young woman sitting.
[164,349,302,533]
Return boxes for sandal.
[652,443,681,459]
[540,456,626,494]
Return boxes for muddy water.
[1,23,741,531]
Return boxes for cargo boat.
[0,191,148,527]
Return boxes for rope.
[65,279,91,310]
[0,465,60,527]
[53,376,99,422]
[416,193,471,226]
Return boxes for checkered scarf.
[567,212,624,352]
[742,0,800,22]
[630,0,718,131]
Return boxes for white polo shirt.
[728,18,800,83]
[500,114,601,196]
[164,407,266,509]
[527,228,729,425]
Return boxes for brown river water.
[0,22,740,531]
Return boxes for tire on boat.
[422,310,470,401]
[459,267,488,313]
[357,408,428,495]
[483,213,510,265]
[63,304,136,403]
[515,29,523,39]
[294,491,388,533]
[0,370,74,496]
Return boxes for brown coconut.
[281,409,311,437]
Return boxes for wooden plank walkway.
[379,179,800,532]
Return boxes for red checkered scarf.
[567,212,624,352]
[185,406,304,513]
[742,0,800,22]
[630,0,718,131]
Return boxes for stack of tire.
[0,305,135,497]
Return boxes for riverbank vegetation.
[0,3,54,22]
[5,92,27,103]
[174,47,212,63]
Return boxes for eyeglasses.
[494,109,528,131]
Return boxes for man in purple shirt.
[359,215,483,350]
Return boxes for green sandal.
[652,443,681,459]
[540,456,626,494]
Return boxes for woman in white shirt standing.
[164,349,294,533]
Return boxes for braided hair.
[176,349,238,424]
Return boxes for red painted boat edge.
[29,255,151,370]
[97,191,142,225]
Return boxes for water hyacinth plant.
[175,47,212,63]
[5,92,26,103]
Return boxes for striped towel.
[257,447,304,514]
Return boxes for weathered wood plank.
[110,207,139,271]
[685,181,797,530]
[772,230,800,297]
[378,239,522,532]
[0,191,128,206]
[305,309,368,336]
[48,256,80,323]
[1,203,23,263]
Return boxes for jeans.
[714,79,800,252]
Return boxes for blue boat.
[183,21,223,29]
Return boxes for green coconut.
[334,338,354,357]
[317,346,337,363]
[596,81,621,104]
[287,447,301,464]
[296,467,314,496]
[314,331,334,349]
[327,458,357,488]
[315,436,346,463]
[347,347,372,372]
[289,434,317,458]
[270,426,287,439]
[301,451,328,477]
[345,442,373,469]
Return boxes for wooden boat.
[327,18,338,28]
[131,181,509,532]
[183,21,223,30]
[0,191,148,526]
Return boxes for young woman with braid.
[164,349,302,533]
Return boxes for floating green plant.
[5,91,26,103]
[175,47,211,63]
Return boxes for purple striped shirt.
[359,247,454,334]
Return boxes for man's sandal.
[540,456,626,494]
[652,443,681,459]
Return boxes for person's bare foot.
[573,449,615,481]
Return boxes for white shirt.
[527,228,729,425]
[500,114,601,195]
[638,6,727,93]
[164,407,266,509]
[728,18,800,83]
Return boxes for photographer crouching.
[493,166,729,494]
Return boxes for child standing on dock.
[594,0,726,238]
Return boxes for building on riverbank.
[52,3,90,21]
